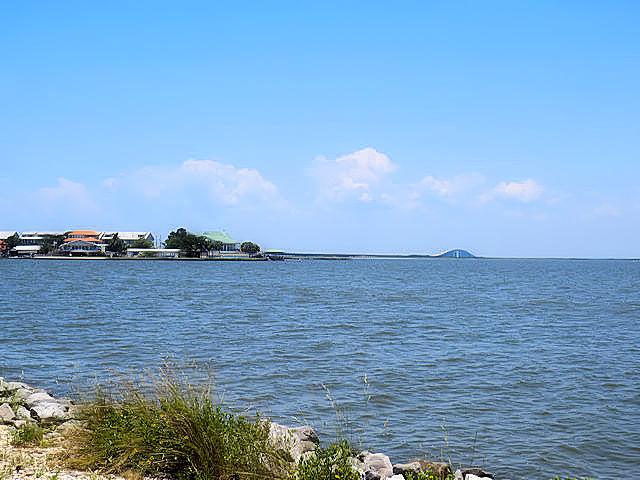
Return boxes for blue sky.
[1,1,638,257]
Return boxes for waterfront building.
[11,245,41,256]
[202,231,240,251]
[0,231,18,241]
[64,230,101,241]
[100,232,154,246]
[126,248,180,258]
[19,231,66,245]
[58,239,106,254]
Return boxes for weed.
[296,439,360,480]
[10,423,44,447]
[404,470,455,480]
[552,477,595,480]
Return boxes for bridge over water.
[433,248,475,258]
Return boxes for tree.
[2,234,20,257]
[106,233,126,255]
[40,234,65,255]
[240,241,260,255]
[131,237,153,249]
[164,228,214,257]
[210,240,223,252]
[164,228,189,250]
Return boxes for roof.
[0,231,18,240]
[67,230,100,237]
[127,248,180,252]
[21,231,65,237]
[63,237,101,243]
[101,232,152,240]
[202,231,239,244]
[12,245,40,252]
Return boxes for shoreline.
[0,377,497,480]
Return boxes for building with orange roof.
[60,230,106,255]
[65,230,100,239]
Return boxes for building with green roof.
[202,231,240,251]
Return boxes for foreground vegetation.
[1,369,598,480]
[65,369,291,479]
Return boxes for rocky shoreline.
[0,378,495,480]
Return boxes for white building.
[126,248,180,258]
[100,232,155,246]
[58,239,107,254]
[19,231,66,245]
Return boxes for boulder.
[463,468,494,480]
[268,422,319,463]
[0,403,15,423]
[394,458,452,479]
[351,451,394,480]
[393,461,423,476]
[30,402,68,422]
[16,406,31,421]
[24,391,56,407]
[454,470,463,480]
[12,388,32,403]
[5,382,30,391]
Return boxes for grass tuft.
[11,423,45,447]
[295,439,360,480]
[64,365,289,479]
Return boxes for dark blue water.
[1,259,638,479]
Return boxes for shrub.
[296,439,360,480]
[405,470,455,480]
[65,367,289,479]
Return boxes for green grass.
[295,439,360,480]
[11,423,45,447]
[64,367,290,480]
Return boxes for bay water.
[1,258,638,479]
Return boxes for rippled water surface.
[1,258,639,479]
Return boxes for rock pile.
[0,377,75,428]
[268,420,495,480]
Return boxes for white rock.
[454,470,464,480]
[0,403,15,422]
[25,391,56,407]
[354,451,394,480]
[466,475,493,480]
[387,476,405,480]
[16,405,31,420]
[268,422,319,463]
[5,381,30,391]
[13,388,32,403]
[30,402,68,421]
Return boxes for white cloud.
[181,159,278,206]
[593,203,621,217]
[38,178,94,207]
[481,179,543,203]
[418,172,486,199]
[33,178,98,221]
[108,159,283,209]
[310,147,397,202]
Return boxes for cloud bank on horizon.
[4,146,635,258]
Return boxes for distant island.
[0,229,475,260]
